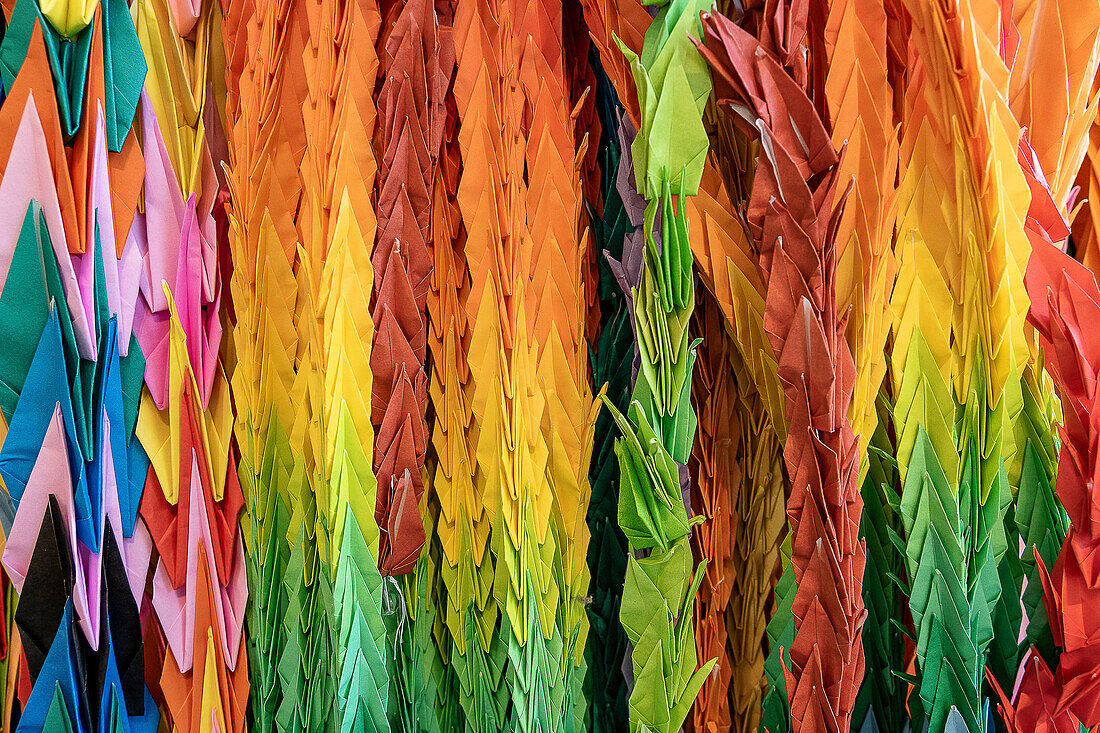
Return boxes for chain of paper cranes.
[0,0,1098,731]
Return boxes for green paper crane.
[606,4,718,731]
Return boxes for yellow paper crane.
[39,0,95,38]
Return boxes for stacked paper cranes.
[371,0,449,576]
[697,12,867,733]
[599,2,726,732]
[443,0,599,728]
[0,0,250,726]
[994,237,1100,732]
[3,0,1100,731]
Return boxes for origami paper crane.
[0,1,1097,733]
[697,10,866,733]
[370,0,448,576]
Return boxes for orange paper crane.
[688,141,788,733]
[159,537,249,733]
[1008,0,1100,214]
[370,0,451,576]
[997,235,1100,731]
[697,11,867,733]
[220,0,394,729]
[515,0,598,703]
[575,0,649,129]
[822,0,898,464]
[220,0,313,726]
[447,0,599,727]
[725,378,788,733]
[305,1,396,727]
[688,289,740,733]
[424,0,475,638]
[443,0,511,726]
[424,27,482,725]
[688,157,785,436]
